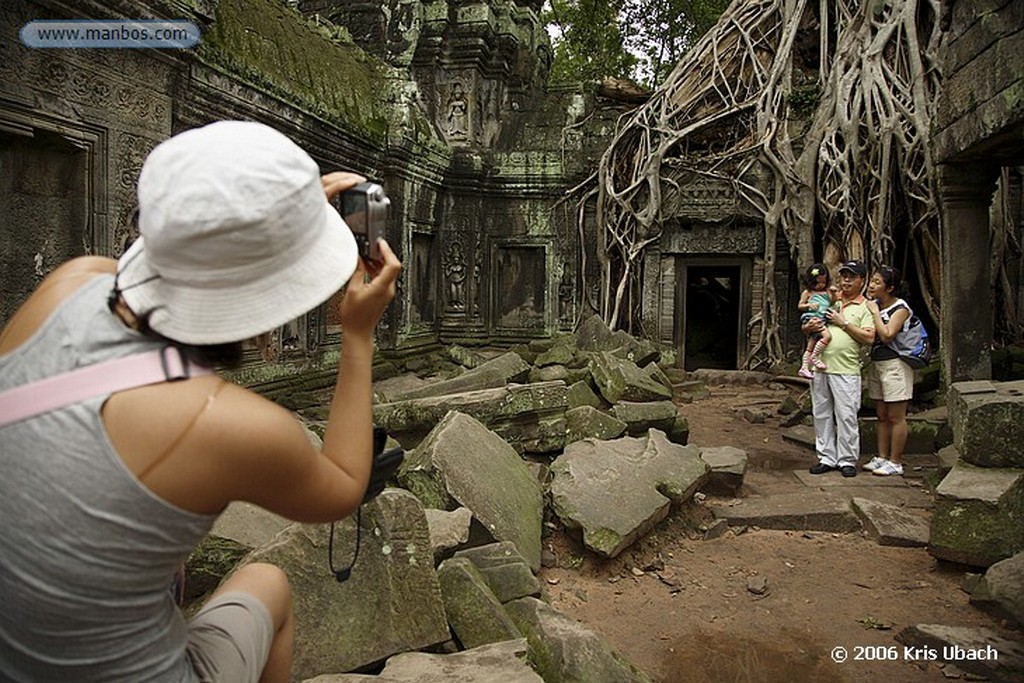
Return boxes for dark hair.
[802,263,830,289]
[873,265,909,299]
[135,311,244,370]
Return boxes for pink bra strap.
[0,346,213,428]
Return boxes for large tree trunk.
[571,0,968,368]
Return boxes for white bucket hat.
[117,121,358,344]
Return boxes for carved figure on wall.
[445,82,468,139]
[471,260,481,317]
[444,240,467,310]
[558,271,574,327]
[495,246,545,330]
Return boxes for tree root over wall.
[570,0,963,369]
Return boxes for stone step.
[710,490,861,532]
[782,413,950,457]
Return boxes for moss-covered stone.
[929,461,1024,567]
[184,536,248,607]
[199,0,392,141]
[437,557,522,649]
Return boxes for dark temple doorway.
[679,262,748,371]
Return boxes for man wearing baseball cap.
[802,260,876,477]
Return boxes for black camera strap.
[326,426,404,583]
[328,510,361,583]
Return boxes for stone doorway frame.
[673,256,752,371]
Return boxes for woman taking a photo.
[863,265,913,477]
[0,121,401,682]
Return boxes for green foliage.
[543,0,637,84]
[621,0,731,87]
[787,83,821,119]
[543,0,728,88]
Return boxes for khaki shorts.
[186,591,274,683]
[867,357,914,403]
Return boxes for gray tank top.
[0,275,216,682]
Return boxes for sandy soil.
[538,381,1023,683]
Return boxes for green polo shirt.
[821,295,872,375]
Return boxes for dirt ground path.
[538,381,1023,682]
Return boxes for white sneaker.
[862,456,886,472]
[872,460,904,476]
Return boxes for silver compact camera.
[337,182,389,263]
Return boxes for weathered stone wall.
[932,0,1024,165]
[1,0,801,384]
[932,0,1024,383]
[0,0,601,388]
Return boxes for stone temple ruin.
[1,0,806,380]
[3,0,1024,680]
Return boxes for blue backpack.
[884,302,933,369]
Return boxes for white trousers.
[811,372,861,467]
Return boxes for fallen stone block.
[565,405,627,443]
[671,380,710,403]
[949,379,1024,468]
[241,489,450,679]
[850,497,929,547]
[969,551,1024,628]
[505,597,654,683]
[398,412,543,571]
[575,313,620,352]
[373,381,568,454]
[567,380,604,409]
[529,364,570,384]
[453,542,542,604]
[447,344,487,369]
[666,415,690,446]
[928,459,1024,567]
[611,399,677,435]
[301,638,542,682]
[550,429,708,557]
[437,557,523,649]
[535,342,577,368]
[425,507,473,564]
[589,352,672,404]
[712,490,862,533]
[698,446,748,495]
[391,352,530,401]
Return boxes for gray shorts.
[185,591,274,683]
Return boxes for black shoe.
[840,466,857,478]
[809,463,837,475]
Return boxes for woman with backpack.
[863,265,914,476]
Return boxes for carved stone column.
[938,163,999,385]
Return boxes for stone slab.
[950,379,1024,467]
[792,470,909,488]
[711,490,862,532]
[935,461,1024,504]
[783,420,945,457]
[850,497,930,547]
[303,639,542,682]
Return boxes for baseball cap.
[838,260,867,277]
[116,121,359,344]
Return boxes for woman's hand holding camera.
[320,173,401,338]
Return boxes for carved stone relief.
[493,244,546,332]
[442,78,470,142]
[408,231,438,331]
[443,239,468,310]
[663,222,763,255]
